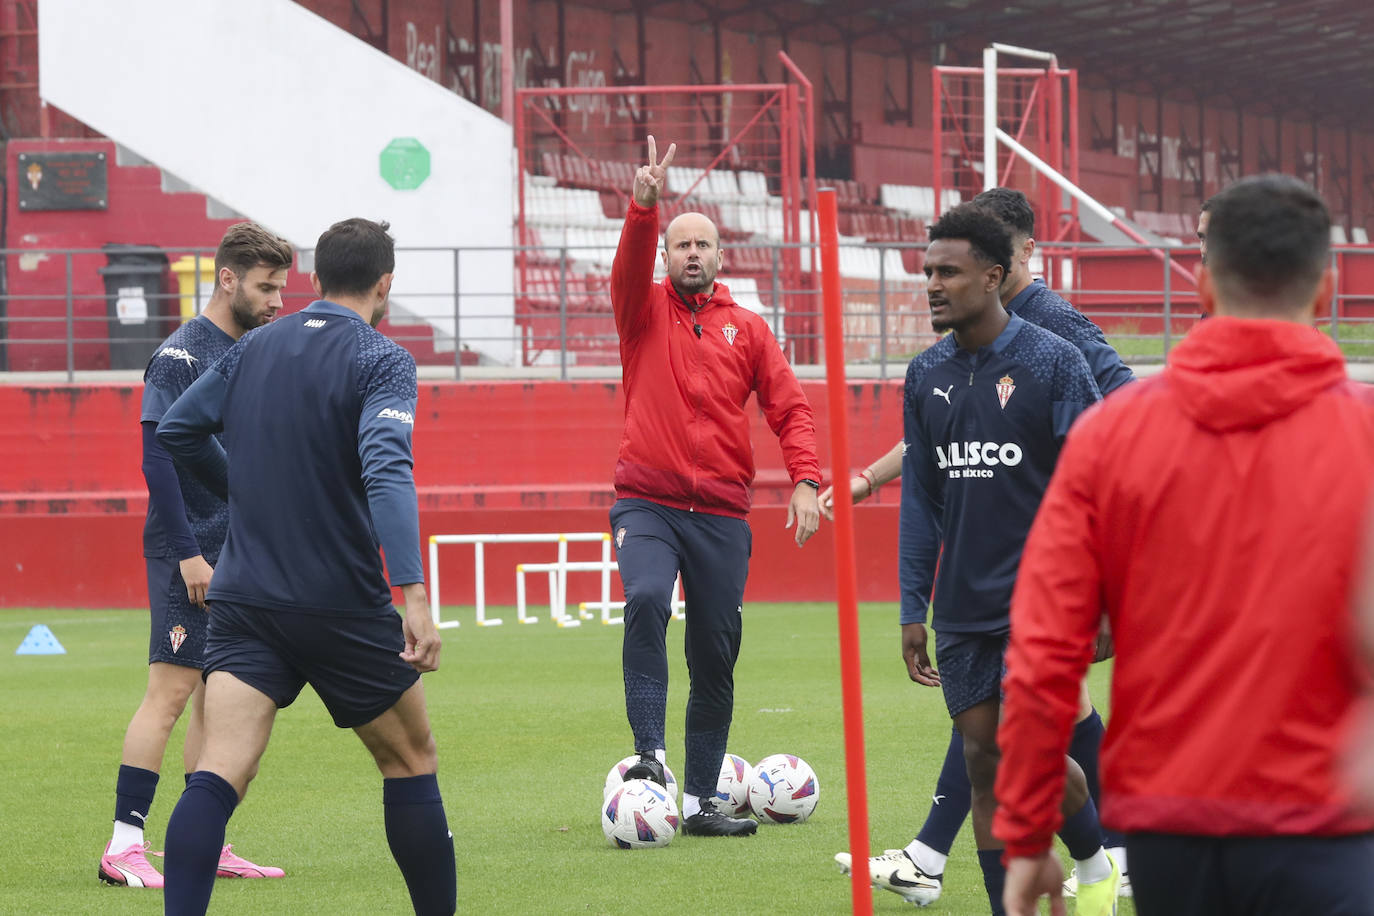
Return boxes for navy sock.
[114,764,159,829]
[683,724,730,799]
[1068,709,1124,847]
[164,771,238,916]
[1058,795,1104,862]
[384,774,457,916]
[915,725,972,857]
[977,848,1007,916]
[624,668,668,752]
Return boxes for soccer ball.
[712,753,751,816]
[747,753,820,824]
[604,755,678,803]
[602,778,679,849]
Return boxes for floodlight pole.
[817,187,873,916]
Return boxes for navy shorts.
[146,555,208,668]
[934,630,1008,718]
[1128,831,1374,916]
[203,600,420,728]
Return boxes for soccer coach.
[156,218,454,915]
[609,136,821,837]
[995,175,1374,916]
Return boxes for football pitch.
[0,604,1127,915]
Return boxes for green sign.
[380,137,431,190]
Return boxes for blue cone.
[15,624,65,655]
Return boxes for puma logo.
[932,385,953,405]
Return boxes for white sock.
[1107,845,1128,875]
[903,839,948,875]
[653,748,665,765]
[683,794,702,818]
[109,819,144,853]
[1074,847,1113,885]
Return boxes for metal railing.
[2,240,1371,381]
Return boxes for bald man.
[607,136,822,837]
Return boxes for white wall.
[39,0,515,363]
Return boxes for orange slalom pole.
[816,187,872,915]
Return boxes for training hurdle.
[578,575,686,626]
[515,560,608,627]
[428,532,613,628]
[516,561,685,626]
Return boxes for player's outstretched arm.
[819,439,903,520]
[398,582,441,673]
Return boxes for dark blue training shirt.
[141,315,236,563]
[1008,279,1135,395]
[899,313,1100,634]
[157,300,424,615]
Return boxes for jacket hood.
[1165,316,1348,432]
[661,277,737,310]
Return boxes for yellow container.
[170,254,217,320]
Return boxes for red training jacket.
[610,200,820,518]
[995,316,1374,859]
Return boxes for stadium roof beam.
[594,0,1374,124]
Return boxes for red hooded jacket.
[609,201,820,518]
[995,317,1374,859]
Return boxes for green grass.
[0,605,1125,915]
[1320,322,1374,359]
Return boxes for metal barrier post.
[558,245,568,381]
[453,248,463,379]
[770,245,782,359]
[1330,249,1340,341]
[878,242,888,379]
[193,252,203,318]
[65,253,74,382]
[1162,248,1172,357]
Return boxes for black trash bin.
[99,244,170,370]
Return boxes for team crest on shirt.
[169,625,187,654]
[996,375,1016,409]
[616,527,627,549]
[721,323,738,345]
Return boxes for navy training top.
[1007,279,1135,395]
[899,313,1100,633]
[156,300,424,615]
[141,315,235,563]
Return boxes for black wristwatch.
[799,479,820,489]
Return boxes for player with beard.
[99,223,292,889]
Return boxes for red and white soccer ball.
[747,753,820,824]
[603,755,678,804]
[602,778,680,849]
[712,752,752,816]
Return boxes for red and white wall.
[0,380,904,609]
